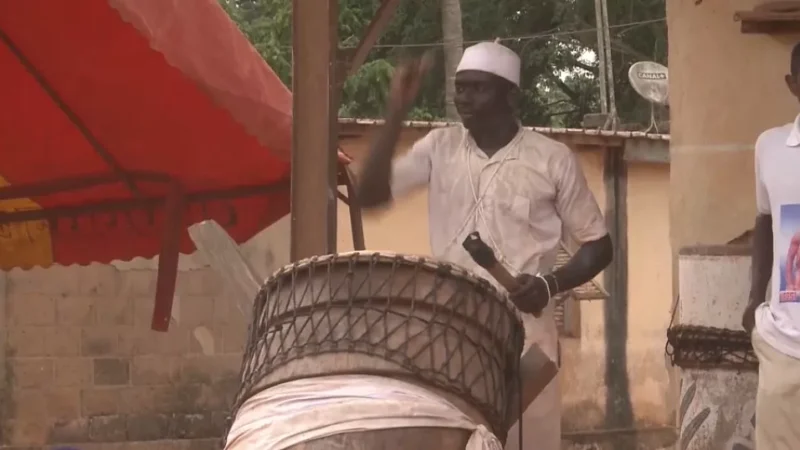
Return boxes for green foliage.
[339,59,394,118]
[219,0,666,128]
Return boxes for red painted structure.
[0,0,360,331]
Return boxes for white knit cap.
[456,41,521,87]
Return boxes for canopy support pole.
[151,182,184,332]
[337,166,365,251]
[290,0,340,261]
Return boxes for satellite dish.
[628,61,669,133]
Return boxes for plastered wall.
[668,0,800,255]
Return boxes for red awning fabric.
[0,0,294,270]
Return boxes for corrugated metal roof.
[338,118,670,141]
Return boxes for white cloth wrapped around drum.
[225,375,502,449]
[226,251,525,449]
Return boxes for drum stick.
[461,232,520,291]
[461,231,544,318]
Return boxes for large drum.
[227,251,525,449]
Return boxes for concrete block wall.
[0,218,292,450]
[1,263,250,449]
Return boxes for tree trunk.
[441,0,463,120]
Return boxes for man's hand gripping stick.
[461,232,558,421]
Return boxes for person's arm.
[357,109,407,209]
[357,122,436,210]
[750,140,773,306]
[751,214,773,305]
[742,135,773,332]
[551,235,613,293]
[357,54,434,209]
[548,149,613,293]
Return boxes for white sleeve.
[755,134,771,215]
[390,131,436,199]
[552,147,608,244]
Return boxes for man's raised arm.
[357,55,433,209]
[357,110,407,209]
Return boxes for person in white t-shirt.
[741,42,800,450]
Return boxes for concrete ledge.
[624,139,670,164]
[678,245,752,257]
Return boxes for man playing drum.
[357,41,613,450]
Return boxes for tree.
[220,0,667,129]
[440,0,464,120]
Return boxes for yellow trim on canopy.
[0,176,54,270]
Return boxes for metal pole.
[600,0,618,129]
[594,0,608,115]
[290,0,340,261]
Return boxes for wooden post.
[290,0,339,261]
[151,182,184,332]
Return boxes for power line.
[340,17,665,49]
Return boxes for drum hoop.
[259,250,524,324]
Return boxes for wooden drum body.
[232,251,525,440]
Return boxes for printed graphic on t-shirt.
[779,204,800,302]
